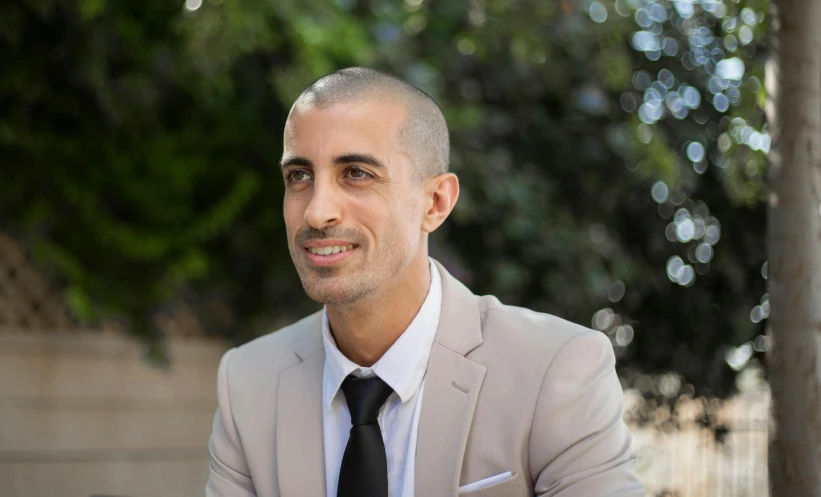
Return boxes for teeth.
[309,245,354,255]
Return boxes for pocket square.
[458,471,515,494]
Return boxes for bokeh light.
[184,0,202,11]
[589,2,608,23]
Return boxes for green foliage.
[0,0,769,397]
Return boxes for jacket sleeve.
[529,330,644,496]
[206,348,257,497]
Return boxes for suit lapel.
[415,260,487,496]
[276,314,326,497]
[273,262,485,497]
[415,343,487,496]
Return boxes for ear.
[421,173,459,233]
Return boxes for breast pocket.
[458,471,526,497]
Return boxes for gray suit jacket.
[206,260,644,497]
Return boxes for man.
[206,67,643,497]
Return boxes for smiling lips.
[302,242,359,265]
[307,244,355,255]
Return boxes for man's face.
[281,100,426,305]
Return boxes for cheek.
[389,197,424,243]
[283,194,304,232]
[399,192,423,225]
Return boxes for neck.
[327,256,432,367]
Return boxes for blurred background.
[0,0,774,495]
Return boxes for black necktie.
[337,375,394,497]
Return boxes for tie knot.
[341,375,393,426]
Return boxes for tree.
[766,0,821,493]
[0,0,768,398]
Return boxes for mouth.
[305,244,356,256]
[302,243,359,266]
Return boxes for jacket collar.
[290,258,483,361]
[431,258,484,356]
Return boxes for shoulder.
[222,311,322,384]
[477,294,605,351]
[472,295,612,375]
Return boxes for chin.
[300,278,373,306]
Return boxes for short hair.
[292,67,450,179]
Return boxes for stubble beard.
[299,264,380,306]
[289,225,415,307]
[287,235,382,306]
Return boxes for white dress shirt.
[322,260,442,497]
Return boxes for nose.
[304,179,342,230]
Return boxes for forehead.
[283,100,407,157]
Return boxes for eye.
[286,170,312,183]
[346,167,372,180]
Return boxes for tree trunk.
[766,0,821,495]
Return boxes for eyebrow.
[280,156,312,170]
[279,153,386,170]
[333,153,385,169]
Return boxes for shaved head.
[281,67,461,312]
[289,67,450,179]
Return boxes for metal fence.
[626,386,770,497]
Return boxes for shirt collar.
[322,259,443,410]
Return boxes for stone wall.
[0,330,227,497]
